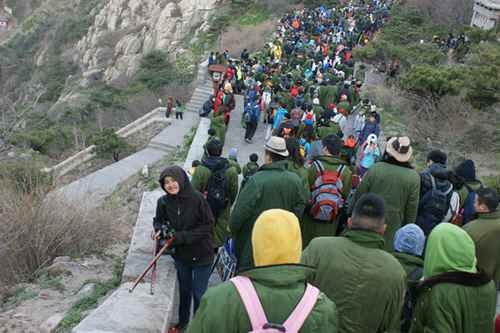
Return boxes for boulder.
[39,313,65,333]
[47,262,72,278]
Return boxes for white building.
[471,0,500,30]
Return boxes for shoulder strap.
[336,164,345,176]
[430,174,436,191]
[231,276,267,330]
[313,160,325,176]
[283,284,320,332]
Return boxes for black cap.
[427,150,447,165]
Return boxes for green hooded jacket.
[353,161,420,251]
[464,210,500,284]
[192,158,239,248]
[410,223,496,333]
[393,252,424,278]
[230,161,309,270]
[302,156,352,248]
[302,230,406,333]
[186,265,338,333]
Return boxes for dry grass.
[0,179,114,286]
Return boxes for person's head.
[423,223,477,278]
[385,136,413,163]
[321,134,342,156]
[249,153,259,163]
[207,128,216,137]
[192,160,201,168]
[205,138,223,157]
[393,224,426,257]
[475,187,499,213]
[252,209,302,266]
[455,159,477,182]
[264,136,289,164]
[348,193,386,235]
[158,166,190,196]
[228,148,238,161]
[367,112,376,123]
[286,138,305,166]
[426,149,447,167]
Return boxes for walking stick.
[150,234,160,295]
[129,236,175,293]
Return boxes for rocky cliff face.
[76,0,222,85]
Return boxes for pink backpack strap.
[283,284,320,332]
[231,276,268,330]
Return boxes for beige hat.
[386,136,413,163]
[265,136,289,157]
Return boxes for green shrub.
[401,65,463,98]
[135,50,176,92]
[484,175,500,194]
[91,129,133,162]
[10,127,72,156]
[237,4,269,26]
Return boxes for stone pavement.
[54,111,199,208]
[223,95,269,168]
[73,190,178,333]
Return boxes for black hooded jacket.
[154,166,214,265]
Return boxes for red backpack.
[290,86,299,97]
[309,161,345,222]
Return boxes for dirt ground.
[218,19,276,57]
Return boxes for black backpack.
[417,175,453,235]
[206,163,229,218]
[401,266,423,333]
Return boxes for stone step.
[148,141,177,153]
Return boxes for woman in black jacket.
[153,166,214,332]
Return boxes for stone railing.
[44,107,170,177]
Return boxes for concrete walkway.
[73,190,177,333]
[55,111,198,207]
[53,62,213,208]
[223,95,269,167]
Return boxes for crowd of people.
[152,1,500,332]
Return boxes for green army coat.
[302,156,352,248]
[302,230,406,333]
[186,265,338,333]
[410,274,496,333]
[230,161,309,270]
[353,161,420,251]
[191,160,239,248]
[464,210,500,284]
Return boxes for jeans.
[174,259,212,327]
[176,112,183,120]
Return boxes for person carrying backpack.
[192,139,239,250]
[454,159,483,225]
[302,134,352,248]
[186,209,339,333]
[410,223,496,333]
[392,224,426,333]
[416,150,455,235]
[241,153,259,190]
